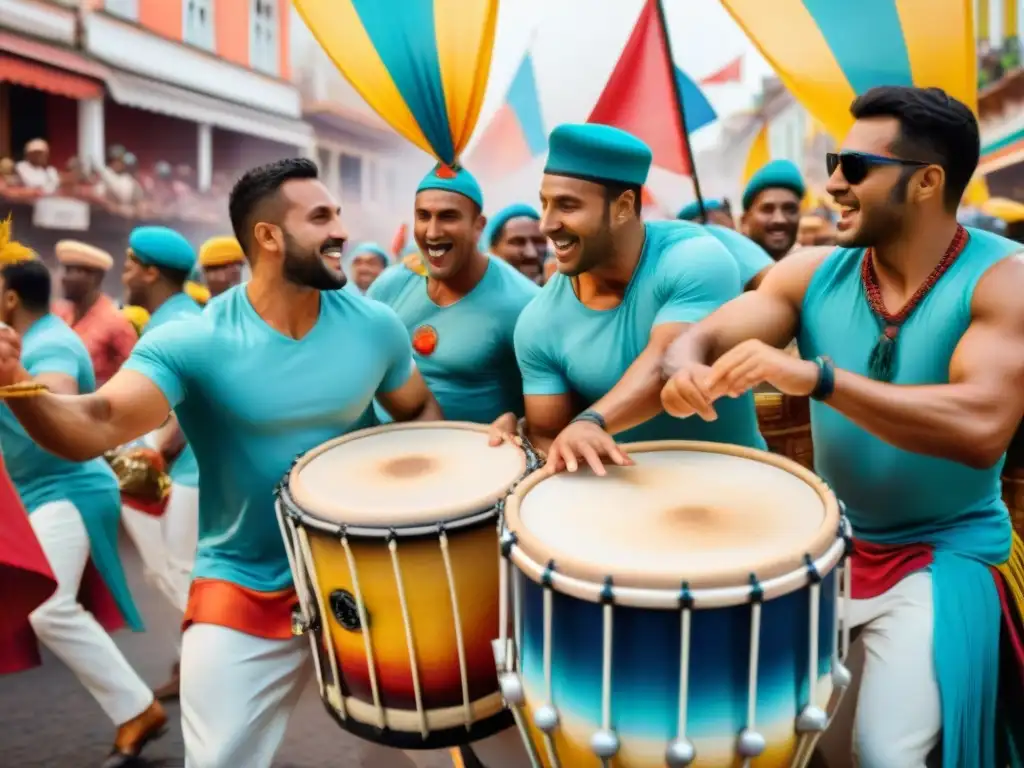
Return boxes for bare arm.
[7,368,172,462]
[663,247,830,373]
[522,393,576,453]
[591,323,685,433]
[822,256,1024,468]
[377,368,443,422]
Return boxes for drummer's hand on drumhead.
[704,339,818,399]
[488,412,518,446]
[661,363,718,421]
[0,324,25,386]
[547,420,633,476]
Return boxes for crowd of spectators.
[0,138,235,225]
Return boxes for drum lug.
[290,607,313,636]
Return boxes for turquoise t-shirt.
[122,286,415,592]
[515,220,765,448]
[368,255,540,423]
[799,227,1016,539]
[145,292,203,488]
[704,224,774,287]
[0,314,119,511]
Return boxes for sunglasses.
[826,152,929,185]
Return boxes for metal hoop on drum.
[495,442,855,768]
[276,423,538,751]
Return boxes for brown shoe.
[153,661,180,702]
[102,699,167,767]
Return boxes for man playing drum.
[0,157,442,767]
[369,165,539,426]
[492,123,765,473]
[662,86,1024,767]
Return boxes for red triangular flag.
[587,0,691,176]
[700,56,743,86]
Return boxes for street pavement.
[0,535,457,768]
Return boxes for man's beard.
[282,233,346,291]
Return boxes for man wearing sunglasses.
[661,85,1024,767]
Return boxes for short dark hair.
[850,86,979,210]
[228,158,319,254]
[157,265,190,289]
[603,182,643,216]
[1,259,51,312]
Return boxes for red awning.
[0,53,103,100]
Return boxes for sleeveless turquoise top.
[798,227,1020,768]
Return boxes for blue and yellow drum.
[276,422,535,750]
[497,441,851,768]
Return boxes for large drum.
[276,422,537,749]
[496,442,851,768]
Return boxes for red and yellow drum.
[276,422,535,750]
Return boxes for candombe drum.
[496,441,852,768]
[754,390,813,471]
[276,422,538,749]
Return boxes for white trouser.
[403,729,531,768]
[181,624,312,768]
[28,500,153,725]
[120,482,198,615]
[848,570,941,768]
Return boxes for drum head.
[504,441,839,591]
[287,422,527,529]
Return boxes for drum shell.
[512,569,837,767]
[306,521,501,711]
[756,391,814,471]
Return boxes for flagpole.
[654,0,707,222]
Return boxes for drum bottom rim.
[321,700,514,750]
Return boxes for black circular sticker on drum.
[329,589,364,632]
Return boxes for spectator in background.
[15,139,59,194]
[98,150,144,213]
[0,157,22,188]
[52,240,137,386]
[676,198,736,229]
[797,213,838,247]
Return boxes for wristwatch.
[571,409,607,430]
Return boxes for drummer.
[661,85,1024,766]
[120,225,203,701]
[368,164,539,424]
[0,157,441,767]
[492,124,764,473]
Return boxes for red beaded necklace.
[861,224,969,381]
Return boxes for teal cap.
[129,226,196,272]
[350,242,389,266]
[742,159,806,210]
[544,123,652,186]
[677,199,725,221]
[483,203,540,248]
[416,164,484,209]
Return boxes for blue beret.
[544,123,652,186]
[129,226,196,272]
[484,203,540,248]
[742,159,806,210]
[416,164,484,209]
[349,242,389,266]
[677,199,725,221]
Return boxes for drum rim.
[281,421,527,537]
[502,439,844,604]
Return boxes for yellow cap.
[185,281,211,305]
[199,236,245,268]
[121,305,150,336]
